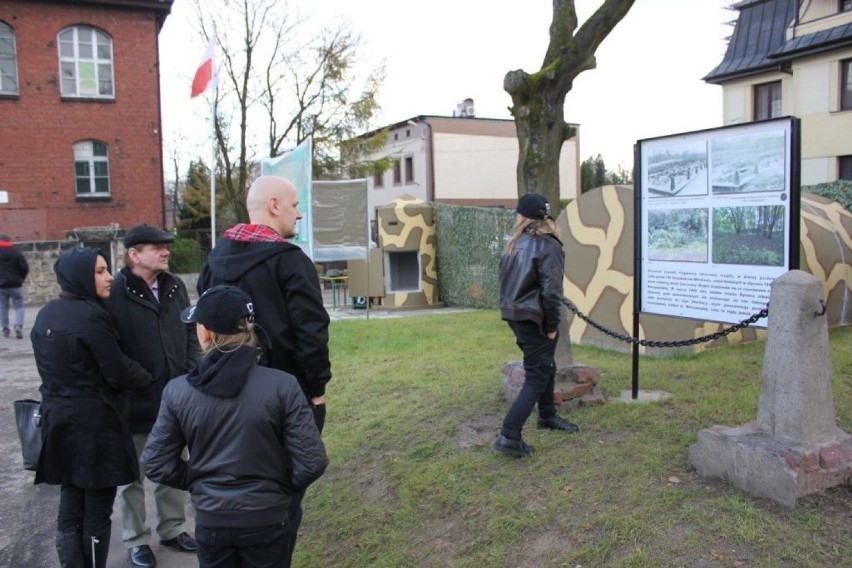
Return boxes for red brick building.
[0,0,173,241]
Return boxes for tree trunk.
[504,0,635,218]
[504,0,635,370]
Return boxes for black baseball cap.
[516,193,552,220]
[181,286,255,334]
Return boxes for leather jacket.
[498,230,564,334]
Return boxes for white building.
[348,101,580,219]
[704,0,852,184]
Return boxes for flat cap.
[123,224,175,248]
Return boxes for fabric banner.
[312,179,369,261]
[261,137,313,259]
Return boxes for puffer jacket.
[32,248,153,488]
[106,268,200,433]
[142,345,329,528]
[498,229,565,334]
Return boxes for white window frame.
[754,81,782,120]
[404,155,414,184]
[74,140,111,197]
[842,59,852,111]
[0,22,18,95]
[58,26,114,98]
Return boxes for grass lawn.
[295,309,851,567]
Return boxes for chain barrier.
[562,298,769,348]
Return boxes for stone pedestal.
[689,270,852,508]
[501,360,605,408]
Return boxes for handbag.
[13,399,42,471]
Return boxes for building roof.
[703,0,798,83]
[770,21,852,58]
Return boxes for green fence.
[435,204,514,309]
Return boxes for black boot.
[55,529,85,568]
[82,523,111,568]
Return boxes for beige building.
[349,101,580,219]
[704,0,852,184]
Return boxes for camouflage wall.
[377,197,439,308]
[435,187,851,355]
[563,186,852,355]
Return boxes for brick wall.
[0,0,169,241]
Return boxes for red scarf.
[222,224,285,243]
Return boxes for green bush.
[169,237,203,273]
[804,180,852,212]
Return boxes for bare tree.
[504,0,635,217]
[264,24,385,178]
[192,0,384,228]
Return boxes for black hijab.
[54,247,105,301]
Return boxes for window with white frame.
[754,81,782,120]
[842,59,852,111]
[74,141,111,196]
[404,156,414,183]
[0,22,18,95]
[58,27,114,98]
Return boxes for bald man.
[196,176,331,564]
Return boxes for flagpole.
[209,92,216,245]
[209,26,217,247]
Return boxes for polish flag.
[190,38,216,98]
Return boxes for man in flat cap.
[106,224,200,568]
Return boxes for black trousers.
[57,484,116,535]
[500,319,558,440]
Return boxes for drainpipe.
[423,119,435,203]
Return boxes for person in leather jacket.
[495,193,580,458]
[142,285,328,567]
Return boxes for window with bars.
[58,27,114,98]
[0,22,18,95]
[74,141,111,197]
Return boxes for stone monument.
[688,270,852,508]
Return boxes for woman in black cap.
[31,247,154,567]
[142,285,328,568]
[495,193,579,458]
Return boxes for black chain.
[562,298,768,348]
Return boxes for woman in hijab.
[31,247,153,568]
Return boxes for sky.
[158,0,732,172]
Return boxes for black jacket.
[32,248,153,488]
[198,238,331,399]
[499,230,565,334]
[106,268,200,433]
[142,346,329,528]
[0,242,29,288]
